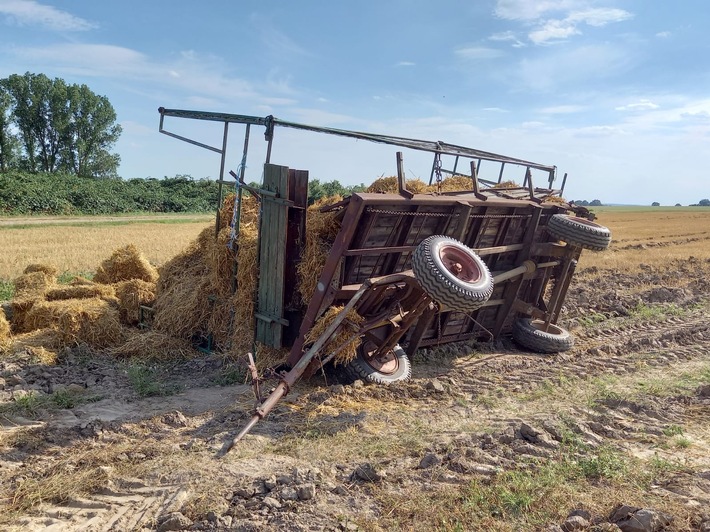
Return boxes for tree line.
[0,72,121,178]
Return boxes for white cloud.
[483,107,509,112]
[396,61,415,67]
[656,31,671,38]
[455,46,504,60]
[529,20,579,44]
[615,99,659,111]
[0,0,96,31]
[494,1,633,45]
[538,105,585,114]
[567,8,633,27]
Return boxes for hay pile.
[366,176,429,194]
[492,180,520,189]
[152,194,260,354]
[46,284,116,302]
[93,244,159,284]
[304,305,364,365]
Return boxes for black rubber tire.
[346,343,411,385]
[548,214,611,251]
[411,235,493,311]
[512,318,574,354]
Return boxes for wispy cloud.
[615,99,659,111]
[656,31,671,38]
[396,61,416,67]
[0,0,96,31]
[10,43,297,107]
[483,107,509,112]
[488,30,526,48]
[494,1,633,45]
[455,46,504,60]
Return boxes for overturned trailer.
[157,108,611,445]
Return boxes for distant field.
[2,206,709,282]
[580,206,710,271]
[1,214,213,280]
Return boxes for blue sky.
[1,0,709,205]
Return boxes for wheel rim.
[530,320,565,336]
[438,245,482,283]
[362,342,399,375]
[567,216,603,229]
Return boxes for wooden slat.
[255,164,290,348]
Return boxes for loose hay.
[433,175,477,192]
[366,176,429,194]
[110,329,196,361]
[114,279,156,325]
[14,271,54,294]
[297,196,343,305]
[93,244,158,284]
[10,296,39,334]
[304,305,364,366]
[0,307,11,349]
[45,284,116,302]
[491,179,520,189]
[23,263,59,277]
[25,299,123,348]
[10,328,62,364]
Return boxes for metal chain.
[434,151,443,193]
[367,208,455,217]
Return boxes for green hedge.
[0,172,221,215]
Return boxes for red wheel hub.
[439,245,481,282]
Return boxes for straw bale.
[366,176,429,194]
[10,296,38,333]
[218,193,259,231]
[110,329,196,361]
[23,263,59,277]
[304,305,364,366]
[114,279,156,325]
[46,284,116,302]
[93,244,158,284]
[14,271,54,294]
[297,195,343,304]
[25,299,123,348]
[0,307,11,349]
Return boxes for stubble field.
[1,206,710,531]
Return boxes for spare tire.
[346,342,411,385]
[512,318,574,354]
[548,214,611,251]
[411,235,493,311]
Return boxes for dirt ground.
[2,258,710,530]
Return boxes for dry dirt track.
[2,262,710,531]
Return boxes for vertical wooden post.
[283,169,309,346]
[396,151,414,198]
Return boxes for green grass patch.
[126,364,178,397]
[0,278,13,300]
[0,389,100,418]
[630,302,684,320]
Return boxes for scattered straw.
[433,175,476,192]
[93,244,158,284]
[45,284,116,302]
[8,328,61,364]
[110,329,196,361]
[69,276,94,286]
[114,279,156,326]
[304,305,364,366]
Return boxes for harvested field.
[1,206,710,530]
